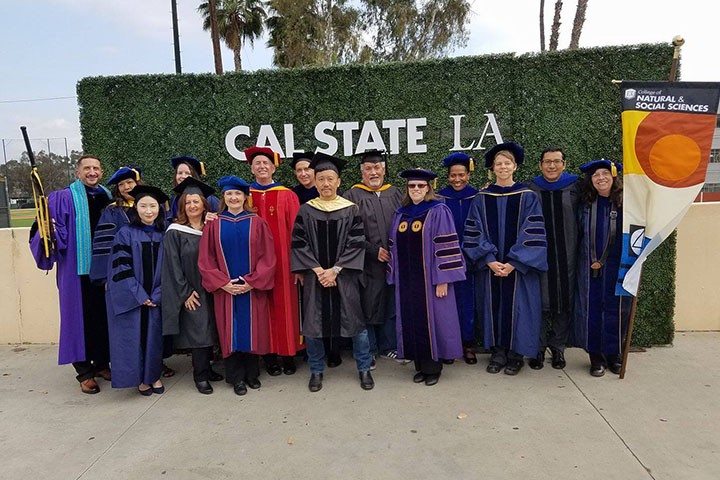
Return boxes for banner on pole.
[617,81,720,296]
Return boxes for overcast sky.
[1,0,717,161]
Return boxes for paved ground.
[1,332,718,480]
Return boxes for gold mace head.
[672,35,685,47]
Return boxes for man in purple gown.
[30,155,112,394]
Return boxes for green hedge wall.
[77,43,676,345]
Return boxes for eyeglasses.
[407,183,428,189]
[541,159,564,165]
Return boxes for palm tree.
[198,0,267,71]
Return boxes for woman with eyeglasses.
[387,169,464,386]
[575,159,631,377]
[463,142,548,376]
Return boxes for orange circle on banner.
[648,135,701,181]
[634,111,713,188]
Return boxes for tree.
[568,0,588,49]
[198,0,267,71]
[266,0,360,67]
[539,0,546,52]
[548,0,562,51]
[360,0,471,62]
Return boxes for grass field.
[10,208,36,228]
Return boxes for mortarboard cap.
[217,175,251,195]
[442,152,475,172]
[128,185,169,204]
[107,166,142,185]
[171,156,206,176]
[579,159,622,177]
[290,151,314,170]
[244,146,281,167]
[310,152,346,175]
[173,176,215,198]
[399,168,438,189]
[354,149,386,164]
[484,142,525,168]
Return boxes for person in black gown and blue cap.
[574,159,631,377]
[387,168,465,386]
[463,142,548,376]
[290,152,374,392]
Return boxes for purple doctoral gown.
[106,225,164,388]
[463,183,548,357]
[29,187,110,364]
[387,201,465,362]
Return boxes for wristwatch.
[331,266,342,275]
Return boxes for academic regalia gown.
[291,184,319,205]
[90,203,131,283]
[437,185,479,342]
[574,197,631,355]
[463,184,548,357]
[29,184,111,365]
[526,173,581,315]
[106,225,164,388]
[387,201,465,362]
[161,224,217,349]
[250,182,302,355]
[198,211,276,358]
[343,184,403,325]
[290,198,366,338]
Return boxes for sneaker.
[381,350,411,365]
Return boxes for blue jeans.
[306,329,372,374]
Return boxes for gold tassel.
[469,158,475,172]
[433,178,437,190]
[131,168,140,181]
[200,162,206,176]
[611,162,618,177]
[274,152,280,167]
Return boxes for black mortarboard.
[354,149,386,164]
[173,177,215,198]
[128,185,169,204]
[170,156,206,176]
[310,152,346,174]
[484,142,525,168]
[290,151,314,170]
[399,168,438,182]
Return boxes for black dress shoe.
[327,352,342,368]
[550,349,566,369]
[195,380,213,394]
[208,369,224,382]
[441,358,455,365]
[590,364,606,377]
[528,351,545,370]
[308,373,323,392]
[413,372,427,383]
[504,360,523,376]
[359,371,374,390]
[246,377,261,389]
[424,373,440,386]
[266,364,282,376]
[608,362,622,375]
[486,362,503,374]
[282,357,296,375]
[234,382,248,395]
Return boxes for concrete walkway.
[1,332,718,480]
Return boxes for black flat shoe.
[209,369,224,382]
[528,351,545,370]
[308,373,323,392]
[195,380,213,394]
[152,385,165,394]
[359,371,374,390]
[463,348,478,365]
[424,373,440,386]
[550,349,566,369]
[234,382,248,396]
[413,372,427,383]
[590,364,606,377]
[246,377,261,389]
[441,358,455,365]
[138,385,152,396]
[327,352,342,368]
[282,358,296,375]
[486,362,503,374]
[266,364,282,376]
